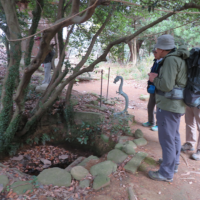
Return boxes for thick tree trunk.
[128,41,134,62]
[128,38,137,65]
[0,0,22,135]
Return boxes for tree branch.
[24,0,44,66]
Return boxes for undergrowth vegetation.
[100,56,154,81]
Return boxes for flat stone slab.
[78,155,99,168]
[107,149,128,164]
[118,136,134,144]
[74,111,104,125]
[134,129,144,138]
[114,143,123,150]
[124,152,148,174]
[71,166,89,180]
[79,179,90,188]
[93,175,110,190]
[37,167,71,187]
[133,138,147,146]
[11,181,33,194]
[90,160,117,177]
[65,157,86,172]
[122,141,136,155]
[0,175,9,189]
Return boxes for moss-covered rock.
[11,181,33,194]
[107,149,128,164]
[133,138,147,146]
[79,179,90,188]
[122,141,136,155]
[71,166,89,180]
[37,167,71,187]
[134,129,143,138]
[143,157,157,166]
[114,143,123,150]
[90,160,117,177]
[0,175,9,190]
[124,152,148,174]
[93,175,110,190]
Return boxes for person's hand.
[148,73,158,82]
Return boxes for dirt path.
[73,79,200,200]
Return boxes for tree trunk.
[128,41,134,62]
[65,80,74,106]
[133,37,137,65]
[128,38,137,65]
[0,0,22,136]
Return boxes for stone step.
[107,149,128,164]
[124,152,148,174]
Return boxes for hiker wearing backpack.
[181,48,200,161]
[147,35,189,182]
[142,47,162,131]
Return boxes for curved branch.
[24,0,44,66]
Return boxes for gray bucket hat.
[155,34,175,50]
[152,46,156,53]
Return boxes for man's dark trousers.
[148,93,156,125]
[157,108,182,179]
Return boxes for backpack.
[184,48,200,108]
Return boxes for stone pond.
[0,128,150,199]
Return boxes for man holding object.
[148,35,189,182]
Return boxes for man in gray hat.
[147,34,189,182]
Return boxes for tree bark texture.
[0,0,22,134]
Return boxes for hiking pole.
[100,69,103,107]
[106,67,110,100]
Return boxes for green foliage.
[66,121,101,145]
[26,133,51,146]
[109,115,132,136]
[64,104,101,145]
[41,133,51,145]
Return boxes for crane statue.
[113,76,129,115]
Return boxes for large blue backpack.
[184,48,200,108]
